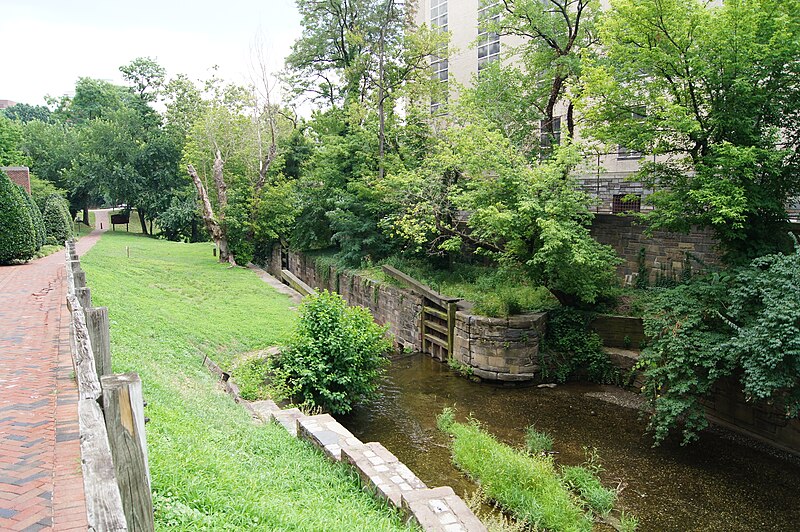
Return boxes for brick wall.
[590,214,719,284]
[1,166,31,194]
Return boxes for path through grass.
[81,232,412,531]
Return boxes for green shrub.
[42,194,72,245]
[19,187,45,250]
[232,357,271,401]
[269,290,391,414]
[437,409,591,531]
[544,307,617,383]
[525,425,553,454]
[0,172,36,263]
[560,465,616,516]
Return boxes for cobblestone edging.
[202,357,486,531]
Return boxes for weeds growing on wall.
[269,290,391,414]
[543,308,617,383]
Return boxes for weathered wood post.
[76,286,92,309]
[101,373,154,532]
[447,301,458,357]
[85,307,111,377]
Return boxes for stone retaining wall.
[268,247,548,382]
[590,214,719,284]
[452,312,547,382]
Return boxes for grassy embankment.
[80,231,414,531]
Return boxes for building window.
[540,116,561,149]
[612,194,641,214]
[431,0,448,113]
[477,1,500,72]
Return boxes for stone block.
[271,408,305,436]
[297,413,365,461]
[401,486,486,532]
[342,442,427,507]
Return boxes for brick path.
[0,212,108,531]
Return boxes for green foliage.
[0,114,26,166]
[544,308,617,383]
[232,356,271,401]
[79,233,409,530]
[2,103,52,124]
[582,0,800,263]
[269,290,391,414]
[640,242,800,444]
[41,194,72,245]
[19,187,45,250]
[524,425,553,454]
[29,174,67,213]
[437,410,592,531]
[0,172,36,263]
[561,465,616,516]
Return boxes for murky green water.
[340,354,800,531]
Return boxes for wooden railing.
[65,240,154,531]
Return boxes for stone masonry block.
[297,413,365,461]
[401,486,487,532]
[342,442,427,507]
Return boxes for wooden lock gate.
[382,266,460,361]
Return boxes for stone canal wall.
[269,247,548,382]
[452,313,547,382]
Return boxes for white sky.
[0,0,302,105]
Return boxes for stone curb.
[203,359,486,531]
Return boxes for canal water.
[340,354,800,531]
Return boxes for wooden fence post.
[85,307,111,377]
[76,286,91,309]
[101,373,154,532]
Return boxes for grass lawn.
[80,232,413,531]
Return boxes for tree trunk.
[83,204,90,226]
[191,217,198,243]
[212,151,227,212]
[138,209,149,235]
[187,163,235,265]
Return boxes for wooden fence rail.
[65,240,154,531]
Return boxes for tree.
[3,103,51,124]
[119,57,166,103]
[41,194,72,246]
[19,187,45,250]
[0,115,26,166]
[0,171,36,263]
[470,0,600,156]
[384,116,620,306]
[581,0,800,263]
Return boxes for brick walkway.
[0,212,108,531]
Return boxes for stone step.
[250,399,281,423]
[401,486,487,532]
[297,413,364,460]
[342,442,427,506]
[271,407,305,436]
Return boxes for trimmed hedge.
[19,186,45,250]
[0,171,36,263]
[42,194,72,245]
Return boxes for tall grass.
[81,232,412,531]
[437,409,591,531]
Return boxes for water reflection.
[340,354,800,531]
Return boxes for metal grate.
[612,194,641,214]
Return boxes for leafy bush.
[269,290,391,414]
[41,193,72,245]
[232,357,271,401]
[0,172,36,263]
[437,408,591,531]
[19,187,45,250]
[640,240,800,444]
[525,425,553,454]
[544,308,617,383]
